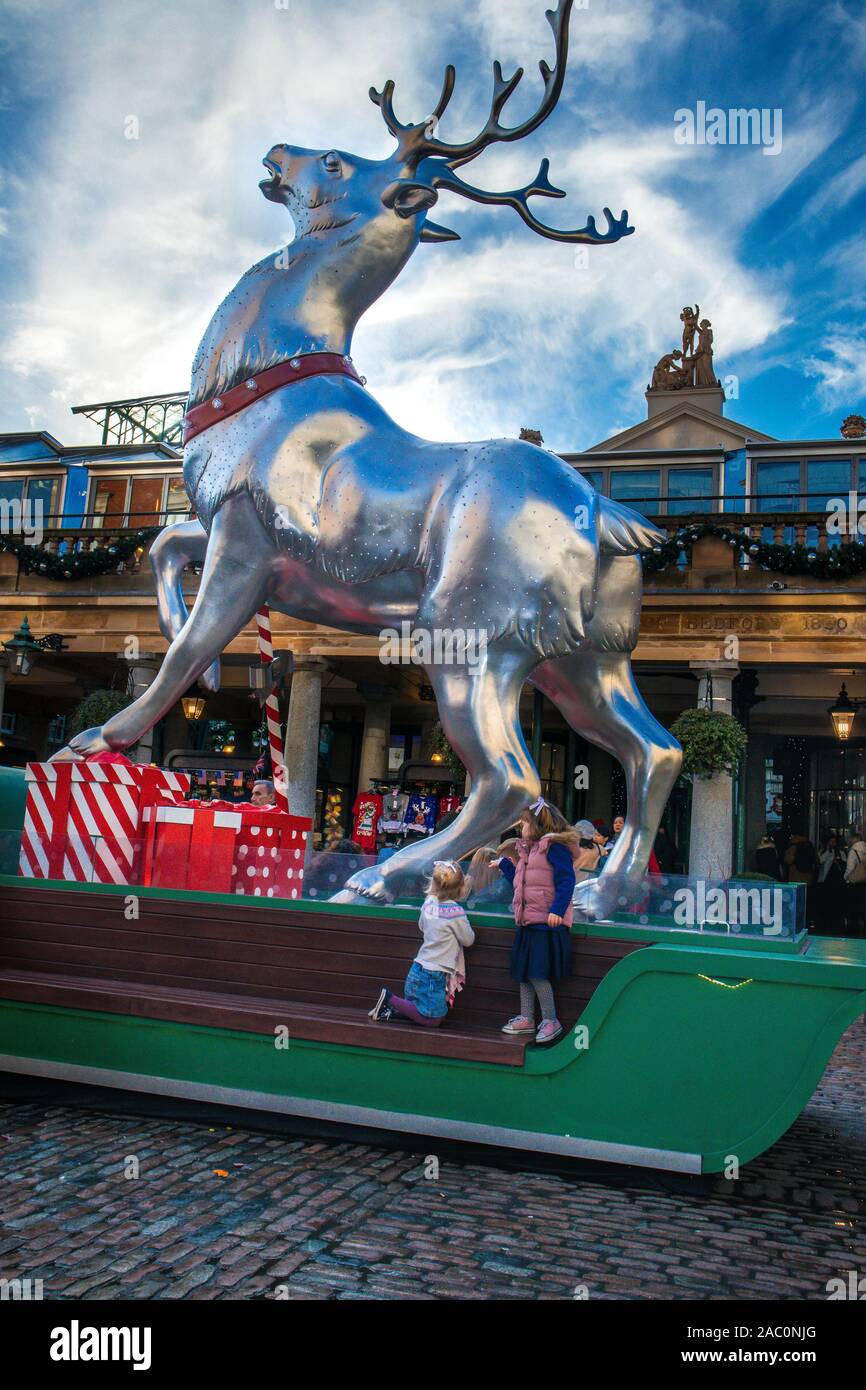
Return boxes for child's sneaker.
[368,988,392,1021]
[501,1015,535,1035]
[535,1019,563,1044]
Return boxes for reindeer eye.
[322,152,342,175]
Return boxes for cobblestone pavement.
[0,1020,863,1301]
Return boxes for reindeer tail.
[597,496,665,555]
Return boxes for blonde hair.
[520,801,570,841]
[464,839,519,895]
[426,860,466,902]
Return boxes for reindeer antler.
[424,0,573,167]
[371,0,633,247]
[429,158,633,246]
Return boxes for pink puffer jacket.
[512,834,580,927]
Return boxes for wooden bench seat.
[0,885,645,1067]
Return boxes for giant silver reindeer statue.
[59,0,682,917]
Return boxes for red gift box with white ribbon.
[19,762,190,885]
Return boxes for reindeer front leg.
[58,497,272,758]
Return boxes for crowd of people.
[754,826,866,933]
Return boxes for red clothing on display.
[353,793,383,854]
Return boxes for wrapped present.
[232,812,311,900]
[142,803,312,898]
[142,804,241,893]
[19,761,190,885]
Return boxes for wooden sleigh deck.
[0,883,642,1066]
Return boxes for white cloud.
[804,330,866,408]
[0,0,836,452]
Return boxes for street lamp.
[181,691,208,722]
[829,683,863,741]
[2,617,68,678]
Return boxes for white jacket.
[845,840,866,883]
[415,896,475,977]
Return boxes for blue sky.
[0,0,864,452]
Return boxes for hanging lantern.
[829,683,859,741]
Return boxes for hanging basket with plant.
[669,708,747,780]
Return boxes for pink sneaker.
[501,1015,535,1035]
[535,1019,563,1044]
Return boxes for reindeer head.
[260,0,632,260]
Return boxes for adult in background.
[754,831,782,880]
[653,824,679,874]
[844,828,866,934]
[784,829,818,929]
[817,833,846,933]
[250,779,276,808]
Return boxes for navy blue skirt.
[510,923,572,983]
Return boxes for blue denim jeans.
[404,962,449,1019]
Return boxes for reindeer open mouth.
[259,158,285,201]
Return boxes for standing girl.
[368,861,474,1027]
[495,799,578,1044]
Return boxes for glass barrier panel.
[6,827,805,938]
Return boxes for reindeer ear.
[382,179,439,219]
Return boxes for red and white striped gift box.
[19,763,190,885]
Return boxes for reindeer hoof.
[49,727,112,762]
[333,867,393,905]
[572,875,645,923]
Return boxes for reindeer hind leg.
[150,519,221,692]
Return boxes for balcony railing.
[4,494,860,582]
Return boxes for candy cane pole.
[256,606,289,814]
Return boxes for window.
[90,478,128,528]
[539,739,566,808]
[806,460,851,549]
[0,713,17,736]
[165,475,191,520]
[0,478,24,508]
[806,460,851,511]
[128,476,164,526]
[579,470,604,493]
[26,475,62,521]
[610,469,660,515]
[667,467,714,515]
[755,461,800,512]
[47,715,67,747]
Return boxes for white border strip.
[0,1054,701,1173]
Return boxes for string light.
[697,974,754,990]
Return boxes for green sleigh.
[1,767,864,1175]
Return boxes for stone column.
[0,658,7,730]
[127,657,160,764]
[284,658,328,825]
[356,686,393,793]
[688,662,740,880]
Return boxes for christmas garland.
[642,522,866,579]
[3,519,862,584]
[0,528,160,580]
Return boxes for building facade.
[2,339,865,864]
